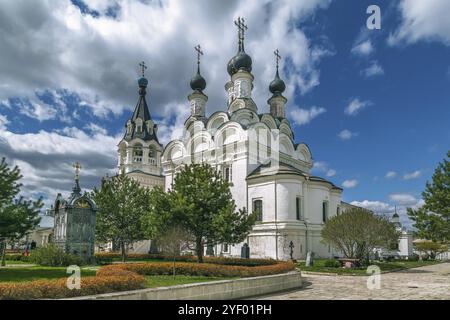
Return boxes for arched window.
[148,146,156,164]
[253,199,263,222]
[133,144,143,163]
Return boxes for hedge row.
[97,261,296,278]
[0,269,146,300]
[94,252,278,266]
[4,254,30,262]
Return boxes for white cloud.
[0,0,334,120]
[326,169,336,177]
[362,61,384,77]
[385,171,397,179]
[344,98,372,116]
[403,170,421,180]
[351,40,374,56]
[289,106,326,126]
[342,179,358,188]
[389,0,450,46]
[0,113,9,130]
[338,129,358,140]
[350,200,394,214]
[0,0,336,205]
[85,123,108,135]
[312,161,337,178]
[0,124,120,204]
[389,193,418,206]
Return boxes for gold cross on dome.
[139,61,147,77]
[73,162,82,180]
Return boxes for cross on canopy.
[73,162,82,180]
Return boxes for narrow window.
[223,165,232,182]
[222,243,229,253]
[296,197,303,220]
[322,201,328,223]
[253,199,263,222]
[336,206,341,216]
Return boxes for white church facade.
[117,19,345,260]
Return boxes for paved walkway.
[258,262,450,300]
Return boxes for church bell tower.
[117,61,164,189]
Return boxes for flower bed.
[0,268,145,300]
[94,252,278,266]
[97,261,296,278]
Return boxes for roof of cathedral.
[123,75,161,145]
[247,161,342,190]
[132,79,152,122]
[246,161,307,179]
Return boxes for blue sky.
[0,0,449,228]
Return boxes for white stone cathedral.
[117,19,345,260]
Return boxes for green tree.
[407,151,450,242]
[415,241,448,260]
[93,173,149,262]
[321,208,399,264]
[0,158,42,266]
[146,163,256,263]
[156,226,191,278]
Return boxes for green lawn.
[4,260,33,265]
[0,265,235,288]
[297,259,441,275]
[145,275,236,288]
[0,266,97,283]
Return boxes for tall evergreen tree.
[93,173,149,262]
[407,151,450,242]
[0,158,42,266]
[146,163,256,263]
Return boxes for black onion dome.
[138,77,148,87]
[227,56,236,76]
[227,50,252,76]
[190,71,206,92]
[269,70,286,94]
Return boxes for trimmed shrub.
[97,261,296,278]
[323,259,341,268]
[408,254,420,261]
[94,252,277,266]
[29,245,84,267]
[0,272,145,300]
[4,254,31,262]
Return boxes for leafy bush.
[97,261,296,278]
[408,254,420,261]
[4,254,30,262]
[94,252,277,266]
[323,259,341,268]
[0,272,145,300]
[29,245,84,267]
